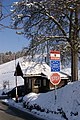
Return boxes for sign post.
[50,72,61,102]
[50,50,61,105]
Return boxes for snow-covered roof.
[19,61,70,80]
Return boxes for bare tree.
[11,0,80,81]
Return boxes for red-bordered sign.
[50,73,61,85]
[50,50,60,60]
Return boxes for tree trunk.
[71,48,78,81]
[71,5,78,82]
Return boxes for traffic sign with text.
[50,50,60,72]
[50,60,60,72]
[50,73,61,85]
[50,50,60,60]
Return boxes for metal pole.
[15,54,18,102]
[55,85,57,102]
[54,85,57,112]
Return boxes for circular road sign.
[50,73,61,85]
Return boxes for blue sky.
[0,29,28,53]
[0,0,28,53]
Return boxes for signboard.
[50,50,60,72]
[50,50,60,60]
[50,60,60,72]
[50,73,61,85]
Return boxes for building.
[15,60,71,94]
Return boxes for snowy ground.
[25,81,80,120]
[2,80,80,120]
[0,57,80,120]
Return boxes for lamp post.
[15,54,18,102]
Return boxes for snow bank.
[23,81,80,120]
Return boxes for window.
[34,79,41,87]
[28,79,31,89]
[43,79,46,86]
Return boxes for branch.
[28,35,69,52]
[0,23,23,30]
[38,35,71,45]
[45,12,67,36]
[32,2,67,36]
[0,9,16,21]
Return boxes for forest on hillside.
[0,49,27,64]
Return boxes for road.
[0,101,45,120]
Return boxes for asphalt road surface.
[0,101,45,120]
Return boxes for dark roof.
[14,62,23,77]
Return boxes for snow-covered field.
[0,57,80,120]
[0,58,24,92]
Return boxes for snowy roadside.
[2,80,80,120]
[2,98,48,120]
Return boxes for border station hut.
[15,60,71,94]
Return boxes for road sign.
[50,73,61,85]
[50,60,60,72]
[50,50,60,72]
[50,50,60,60]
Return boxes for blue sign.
[50,60,60,72]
